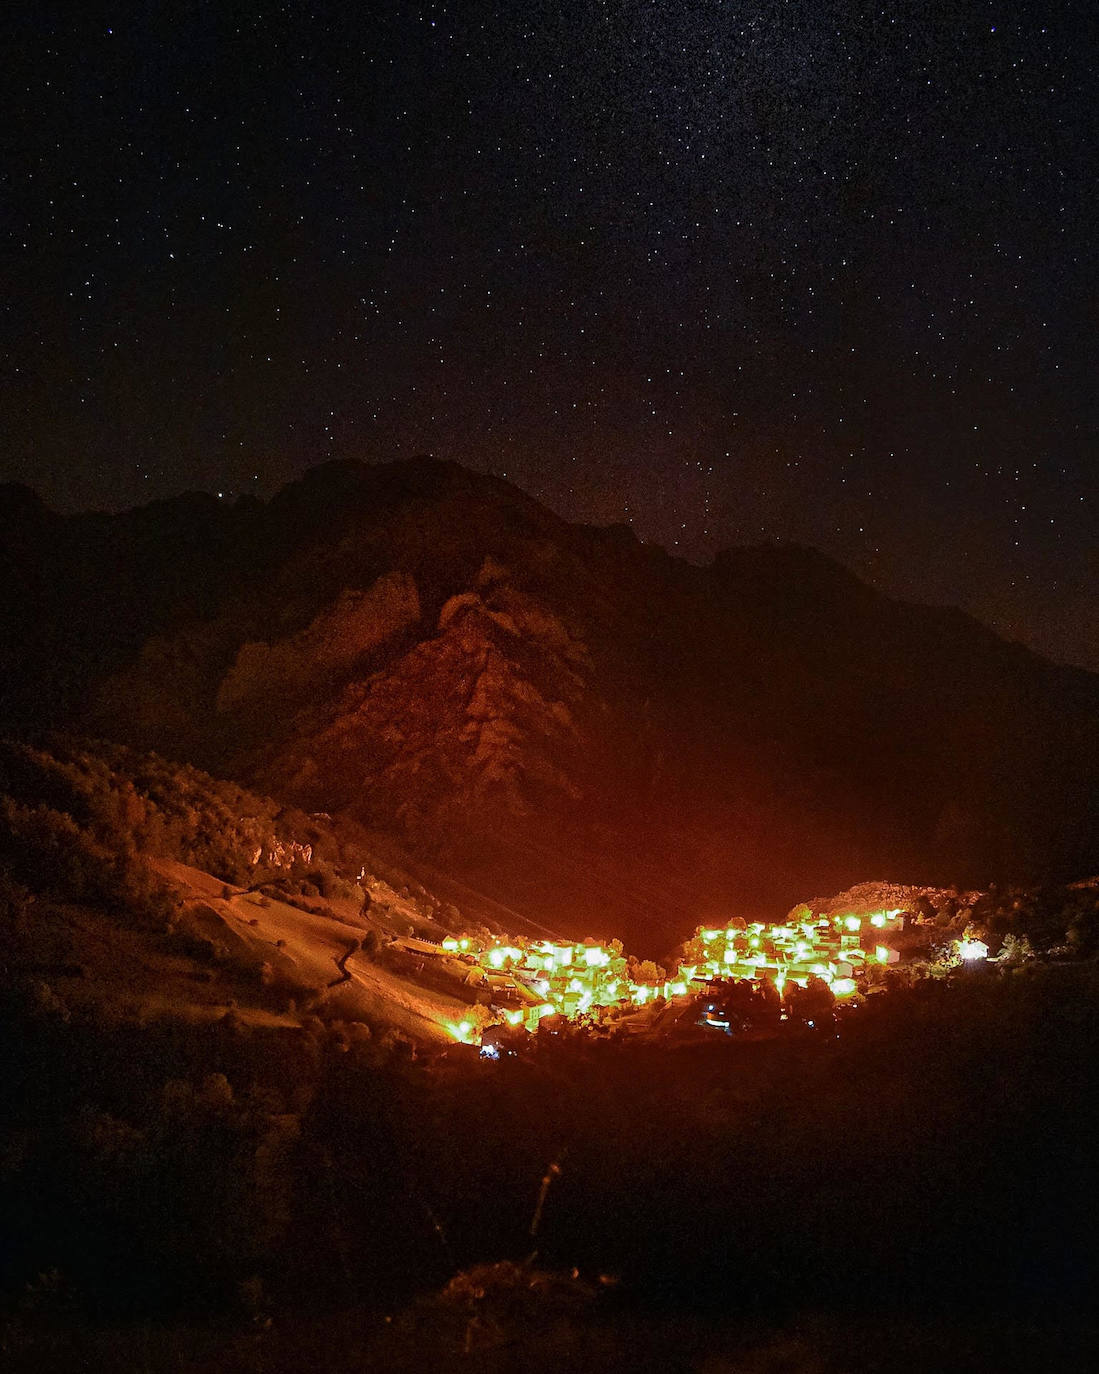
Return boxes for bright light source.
[844,916,861,932]
[870,914,887,928]
[489,949,505,968]
[875,946,890,963]
[832,978,857,997]
[959,939,989,962]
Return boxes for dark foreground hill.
[2,742,1098,1368]
[2,457,1097,951]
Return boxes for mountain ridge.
[3,457,1096,951]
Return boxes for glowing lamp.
[489,949,505,968]
[832,978,857,997]
[875,946,890,964]
[959,939,989,962]
[844,916,861,932]
[870,914,887,928]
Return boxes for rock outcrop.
[261,582,586,841]
[216,572,421,714]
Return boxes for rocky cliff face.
[260,570,588,834]
[215,572,422,715]
[3,457,1097,952]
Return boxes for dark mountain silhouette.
[3,457,1096,952]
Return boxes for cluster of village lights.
[677,908,908,1000]
[437,905,981,1045]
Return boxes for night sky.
[3,2,1096,669]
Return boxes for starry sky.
[3,2,1096,669]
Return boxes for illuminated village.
[425,906,991,1048]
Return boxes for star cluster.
[2,1,1095,667]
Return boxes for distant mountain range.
[3,457,1096,951]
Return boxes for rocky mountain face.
[3,457,1097,952]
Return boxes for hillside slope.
[0,738,505,1045]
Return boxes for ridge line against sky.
[2,1,1095,669]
